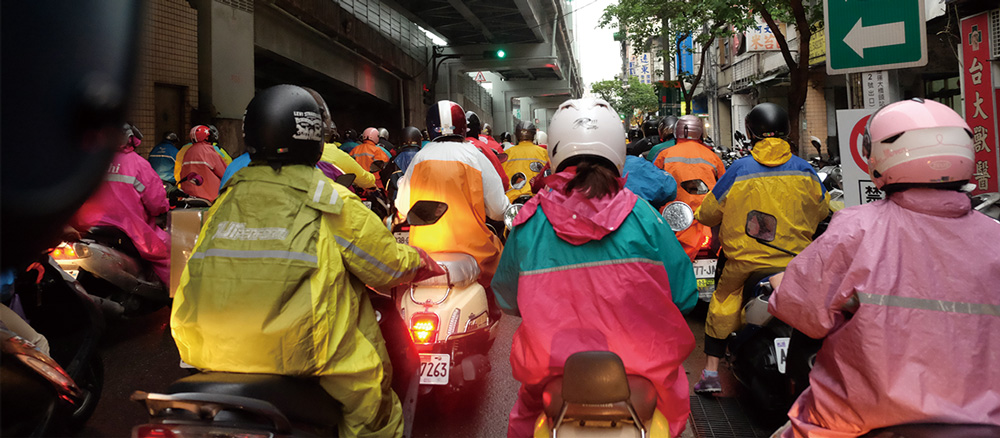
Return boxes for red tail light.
[700,235,712,249]
[410,312,440,344]
[135,426,177,438]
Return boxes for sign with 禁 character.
[961,12,999,195]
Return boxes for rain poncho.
[148,140,179,184]
[493,170,697,437]
[769,188,1000,437]
[171,165,428,438]
[322,143,377,189]
[173,143,233,182]
[395,140,509,286]
[654,139,726,260]
[695,138,829,340]
[623,155,677,209]
[501,141,548,201]
[70,148,170,284]
[179,141,227,202]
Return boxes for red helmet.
[190,125,211,143]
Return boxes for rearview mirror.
[661,201,694,232]
[334,173,356,187]
[503,203,523,230]
[370,160,386,173]
[528,161,545,173]
[496,152,509,163]
[746,210,778,242]
[510,172,527,190]
[406,201,448,226]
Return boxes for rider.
[394,100,510,292]
[351,127,391,178]
[466,111,510,190]
[502,121,548,201]
[692,103,829,393]
[179,125,227,202]
[626,118,660,156]
[645,115,679,162]
[654,115,726,260]
[768,98,1000,437]
[500,131,514,150]
[171,85,442,438]
[70,123,171,284]
[480,122,503,152]
[533,130,547,149]
[302,89,377,189]
[339,128,360,153]
[377,127,395,156]
[493,98,697,437]
[148,131,180,185]
[623,154,678,210]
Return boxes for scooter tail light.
[410,312,440,344]
[134,425,177,438]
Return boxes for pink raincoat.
[71,148,171,284]
[492,172,698,437]
[179,141,227,202]
[769,188,1000,437]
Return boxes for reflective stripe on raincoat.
[501,141,548,201]
[323,142,377,189]
[171,164,424,438]
[654,139,726,260]
[395,140,509,286]
[179,142,227,202]
[769,188,1000,437]
[173,143,233,182]
[70,149,170,284]
[493,170,696,437]
[350,140,390,183]
[695,137,829,339]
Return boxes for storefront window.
[925,75,962,114]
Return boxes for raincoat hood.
[515,169,637,245]
[889,187,970,218]
[751,137,793,167]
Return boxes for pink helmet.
[863,98,974,189]
[362,127,380,143]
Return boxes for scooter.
[394,200,498,394]
[1,254,105,436]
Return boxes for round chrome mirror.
[510,172,527,190]
[503,203,523,230]
[528,161,545,173]
[661,201,694,232]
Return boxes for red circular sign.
[850,115,872,174]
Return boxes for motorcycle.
[1,254,105,436]
[971,192,1000,222]
[394,200,498,394]
[673,178,719,303]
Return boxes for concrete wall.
[129,0,200,157]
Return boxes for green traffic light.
[496,49,506,59]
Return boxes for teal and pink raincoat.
[492,170,697,437]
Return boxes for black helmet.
[658,115,678,140]
[243,84,324,168]
[401,126,422,147]
[163,131,180,144]
[515,121,537,143]
[641,118,659,137]
[207,124,220,144]
[500,131,513,143]
[745,103,790,143]
[465,111,482,138]
[301,87,335,142]
[345,128,358,142]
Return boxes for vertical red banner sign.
[962,13,999,194]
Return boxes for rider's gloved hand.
[410,247,446,282]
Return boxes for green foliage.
[590,76,659,123]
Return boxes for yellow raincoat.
[171,164,423,438]
[322,142,377,189]
[501,141,548,201]
[694,138,829,340]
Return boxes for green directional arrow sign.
[824,0,927,74]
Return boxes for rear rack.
[131,391,292,434]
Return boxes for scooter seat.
[86,226,142,260]
[415,252,481,288]
[541,374,657,425]
[168,372,341,428]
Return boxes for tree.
[603,0,822,148]
[601,0,754,116]
[591,76,659,126]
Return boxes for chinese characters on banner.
[747,16,780,52]
[628,53,652,84]
[962,13,999,194]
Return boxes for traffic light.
[483,49,507,59]
[422,83,434,105]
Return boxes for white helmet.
[548,98,626,175]
[534,130,547,145]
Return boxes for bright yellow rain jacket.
[694,138,829,339]
[171,164,422,437]
[501,141,548,201]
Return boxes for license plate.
[418,353,450,385]
[693,258,717,278]
[774,337,790,374]
[393,231,409,245]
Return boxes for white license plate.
[774,337,790,374]
[418,353,450,385]
[693,258,717,278]
[393,231,409,245]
